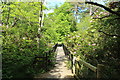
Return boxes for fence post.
[45,52,48,71]
[70,54,74,73]
[97,64,105,78]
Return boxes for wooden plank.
[97,64,105,78]
[76,59,97,72]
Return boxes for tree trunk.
[37,0,44,49]
[6,3,11,28]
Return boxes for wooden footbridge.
[34,43,106,80]
[34,44,74,79]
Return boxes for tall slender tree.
[37,0,45,49]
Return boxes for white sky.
[44,0,105,14]
[45,0,65,8]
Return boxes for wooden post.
[71,54,73,67]
[75,61,78,75]
[72,64,75,74]
[45,52,48,71]
[97,64,105,78]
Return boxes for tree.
[2,2,55,79]
[43,2,77,42]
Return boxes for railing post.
[97,64,105,78]
[45,52,48,70]
[70,54,73,73]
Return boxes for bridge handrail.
[33,44,58,69]
[76,59,97,72]
[62,44,106,78]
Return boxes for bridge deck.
[35,47,74,79]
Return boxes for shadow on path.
[34,47,75,80]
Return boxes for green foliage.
[43,2,77,42]
[2,1,120,79]
[64,2,120,78]
[2,2,55,79]
[90,10,120,78]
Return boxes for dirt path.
[34,47,74,79]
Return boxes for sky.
[44,0,105,14]
[44,0,65,14]
[45,0,105,8]
[45,0,65,8]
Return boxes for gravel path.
[34,47,74,79]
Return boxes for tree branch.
[93,15,120,20]
[91,7,99,16]
[85,1,120,17]
[6,4,11,26]
[113,18,120,20]
[12,17,19,27]
[98,30,120,37]
[93,15,111,19]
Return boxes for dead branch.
[91,7,99,16]
[98,30,120,37]
[93,15,111,19]
[85,1,120,17]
